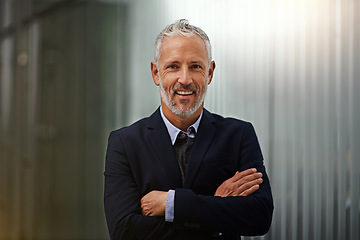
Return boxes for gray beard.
[159,76,208,118]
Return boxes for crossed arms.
[141,168,263,217]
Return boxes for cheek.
[195,79,208,90]
[160,81,174,95]
[160,75,176,89]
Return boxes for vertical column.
[349,0,360,239]
[0,0,15,238]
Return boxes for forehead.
[159,35,208,63]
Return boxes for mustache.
[172,83,197,93]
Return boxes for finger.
[240,184,260,196]
[142,204,152,216]
[141,201,146,215]
[234,172,263,187]
[231,168,258,182]
[141,196,150,216]
[236,178,263,195]
[141,206,147,215]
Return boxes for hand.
[214,168,263,197]
[141,190,168,216]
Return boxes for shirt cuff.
[165,189,175,222]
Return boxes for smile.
[176,90,194,96]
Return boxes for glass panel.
[0,1,127,239]
[0,0,12,28]
[32,2,126,239]
[0,36,15,240]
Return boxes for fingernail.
[252,168,257,172]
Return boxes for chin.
[171,103,201,118]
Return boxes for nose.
[178,67,192,85]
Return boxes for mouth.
[175,90,194,96]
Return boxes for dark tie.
[173,130,195,182]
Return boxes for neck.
[161,103,203,132]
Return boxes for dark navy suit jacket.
[104,108,273,240]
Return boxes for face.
[151,35,215,118]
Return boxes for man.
[104,19,273,240]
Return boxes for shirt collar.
[160,106,202,145]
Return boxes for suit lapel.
[147,108,183,188]
[184,109,216,188]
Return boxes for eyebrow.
[162,60,180,65]
[190,61,205,65]
[163,60,205,65]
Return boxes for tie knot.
[177,131,188,140]
[177,126,196,141]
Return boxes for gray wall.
[0,0,127,239]
[0,0,359,239]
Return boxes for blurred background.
[0,0,359,239]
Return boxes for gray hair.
[153,19,212,64]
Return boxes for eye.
[167,64,178,69]
[191,64,202,69]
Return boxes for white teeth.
[177,91,193,95]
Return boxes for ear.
[207,61,216,85]
[151,61,160,86]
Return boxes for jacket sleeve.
[104,131,175,240]
[173,123,274,236]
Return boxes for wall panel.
[1,0,359,239]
